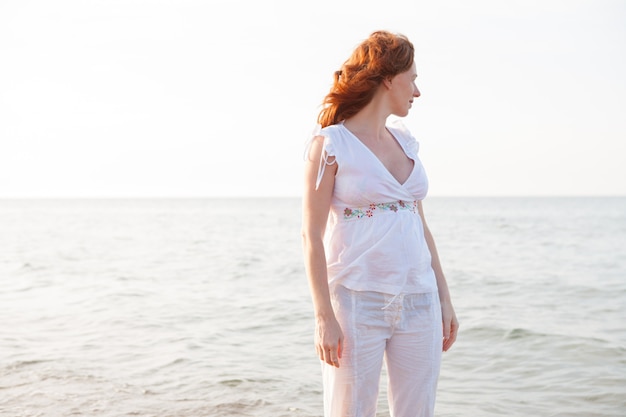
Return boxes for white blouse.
[308,119,438,295]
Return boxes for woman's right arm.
[301,135,343,368]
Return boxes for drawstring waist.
[381,293,403,310]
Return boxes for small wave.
[464,324,626,354]
[220,379,244,387]
[504,327,538,340]
[4,359,51,370]
[213,398,273,417]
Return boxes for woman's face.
[389,62,420,117]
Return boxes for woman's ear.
[383,77,393,90]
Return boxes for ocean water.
[0,197,624,417]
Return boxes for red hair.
[317,31,415,128]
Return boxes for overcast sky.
[1,0,625,198]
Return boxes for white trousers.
[322,285,442,417]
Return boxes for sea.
[0,197,624,417]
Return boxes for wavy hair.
[317,31,415,128]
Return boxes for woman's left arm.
[418,200,459,352]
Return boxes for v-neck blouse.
[309,119,437,295]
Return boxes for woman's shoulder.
[319,123,346,138]
[387,118,413,140]
[387,118,419,154]
[305,123,348,160]
[313,123,352,148]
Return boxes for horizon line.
[1,194,625,200]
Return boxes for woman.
[301,30,459,417]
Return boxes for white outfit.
[308,120,443,417]
[313,120,438,295]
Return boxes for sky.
[1,0,625,198]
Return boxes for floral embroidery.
[343,200,418,220]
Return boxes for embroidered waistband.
[342,200,418,220]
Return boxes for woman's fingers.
[442,315,459,352]
[315,318,343,367]
[322,344,341,367]
[319,336,342,367]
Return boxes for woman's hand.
[315,316,344,367]
[441,300,459,352]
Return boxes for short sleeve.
[388,118,419,158]
[303,124,337,190]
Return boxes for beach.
[1,197,625,416]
